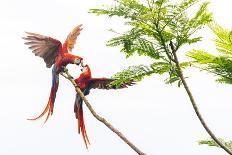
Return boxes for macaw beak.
[74,59,81,65]
[80,59,85,67]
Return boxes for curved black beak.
[74,59,81,65]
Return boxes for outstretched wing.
[23,32,62,68]
[64,24,83,52]
[88,78,135,90]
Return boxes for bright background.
[0,0,232,155]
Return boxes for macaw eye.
[74,59,81,65]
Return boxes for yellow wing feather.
[66,24,83,51]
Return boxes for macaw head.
[80,64,91,78]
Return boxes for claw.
[60,72,68,78]
[60,66,68,73]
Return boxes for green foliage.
[90,0,211,87]
[187,50,215,64]
[199,139,232,151]
[106,29,161,58]
[109,65,155,88]
[109,61,191,88]
[210,23,232,55]
[187,23,232,84]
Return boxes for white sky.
[1,0,232,155]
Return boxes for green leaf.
[199,138,232,151]
[187,50,215,64]
[209,22,232,55]
[187,23,232,84]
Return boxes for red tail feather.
[76,101,90,148]
[28,78,58,124]
[28,92,54,123]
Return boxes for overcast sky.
[1,0,232,155]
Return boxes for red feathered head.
[80,64,91,77]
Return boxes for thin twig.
[169,41,232,155]
[61,68,147,155]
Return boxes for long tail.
[28,65,59,124]
[74,95,90,148]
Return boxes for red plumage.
[25,25,83,123]
[74,64,135,148]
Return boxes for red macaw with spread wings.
[24,24,84,123]
[74,64,135,148]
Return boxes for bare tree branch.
[61,68,147,155]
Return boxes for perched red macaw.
[74,64,135,148]
[24,24,84,123]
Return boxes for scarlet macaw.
[24,24,84,123]
[74,64,135,148]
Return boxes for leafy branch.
[187,22,232,84]
[90,0,232,154]
[199,138,232,151]
[169,41,232,155]
[187,22,232,151]
[109,61,191,88]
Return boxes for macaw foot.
[60,66,68,73]
[60,72,67,78]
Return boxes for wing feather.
[64,24,83,51]
[23,32,62,68]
